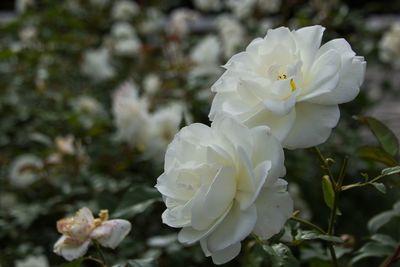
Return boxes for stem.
[94,241,107,266]
[290,216,326,234]
[379,244,400,267]
[313,147,335,183]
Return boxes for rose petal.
[282,102,340,149]
[91,219,131,249]
[53,235,90,261]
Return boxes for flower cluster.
[156,25,366,264]
[53,207,131,261]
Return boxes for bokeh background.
[1,0,400,266]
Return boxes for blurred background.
[1,0,400,266]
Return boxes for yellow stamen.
[290,79,297,92]
[94,209,109,227]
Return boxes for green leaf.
[367,211,398,232]
[371,182,386,194]
[351,242,394,264]
[112,258,157,267]
[261,243,299,267]
[60,258,83,267]
[112,185,161,219]
[355,116,399,156]
[321,175,335,210]
[370,234,397,247]
[381,166,400,176]
[356,146,398,166]
[298,230,343,243]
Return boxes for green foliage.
[355,116,399,157]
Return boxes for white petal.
[253,179,293,240]
[91,219,131,249]
[293,25,325,71]
[53,235,90,261]
[206,202,257,252]
[250,126,286,182]
[308,55,366,105]
[283,102,340,149]
[244,108,296,142]
[178,203,232,244]
[299,49,341,102]
[191,166,236,230]
[211,242,241,265]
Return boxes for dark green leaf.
[356,146,398,166]
[112,186,161,219]
[355,116,399,156]
[368,211,398,232]
[351,242,394,264]
[371,182,386,194]
[298,230,343,243]
[381,166,400,176]
[261,243,299,267]
[112,258,157,267]
[321,175,335,210]
[370,234,397,247]
[60,258,83,267]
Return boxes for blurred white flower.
[217,15,245,58]
[167,8,199,38]
[15,0,35,14]
[112,0,139,21]
[257,0,281,13]
[15,255,49,267]
[139,8,166,34]
[54,208,131,261]
[156,116,293,264]
[193,0,222,11]
[71,96,105,129]
[225,0,256,18]
[143,74,161,95]
[19,26,37,43]
[210,26,366,149]
[112,81,151,148]
[146,103,184,161]
[379,22,400,69]
[9,154,43,188]
[190,35,221,77]
[55,135,75,155]
[110,22,141,57]
[81,48,115,81]
[72,96,104,115]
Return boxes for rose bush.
[209,25,366,149]
[156,116,293,264]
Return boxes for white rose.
[209,26,366,149]
[146,103,184,162]
[111,0,140,21]
[110,22,141,57]
[112,81,151,148]
[190,35,222,78]
[81,48,115,81]
[217,15,245,58]
[156,116,293,264]
[379,22,400,69]
[9,154,43,188]
[15,255,49,267]
[54,208,131,261]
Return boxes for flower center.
[94,209,109,227]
